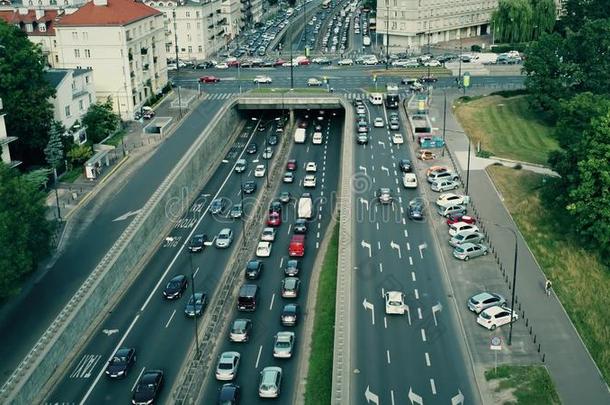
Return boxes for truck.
[294,127,306,143]
[298,193,313,219]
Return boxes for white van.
[313,132,323,144]
[369,93,383,105]
[294,128,306,143]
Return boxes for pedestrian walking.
[545,279,552,296]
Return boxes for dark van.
[237,284,259,311]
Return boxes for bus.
[385,93,400,109]
[322,0,331,9]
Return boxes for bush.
[490,43,529,53]
[514,163,523,170]
[471,44,482,52]
[489,89,529,98]
[477,149,493,158]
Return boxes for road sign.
[372,74,377,82]
[490,336,502,351]
[463,72,471,88]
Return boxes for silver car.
[453,243,488,261]
[468,292,506,313]
[273,331,295,358]
[229,319,252,342]
[438,204,467,217]
[259,366,282,398]
[431,179,460,192]
[215,351,240,381]
[449,231,485,247]
[215,228,233,248]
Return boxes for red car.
[286,159,297,171]
[227,60,240,67]
[274,59,287,67]
[267,212,281,227]
[446,214,476,226]
[199,75,220,83]
[298,59,311,65]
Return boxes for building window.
[65,105,71,117]
[187,34,191,42]
[72,32,78,40]
[39,24,46,33]
[55,55,59,63]
[79,100,84,111]
[186,11,190,17]
[82,32,88,40]
[74,49,80,58]
[187,23,191,29]
[198,45,203,52]
[84,49,91,58]
[197,22,201,29]
[53,39,57,47]
[188,46,192,53]
[196,11,200,18]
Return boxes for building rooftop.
[44,69,69,89]
[57,0,162,27]
[0,9,59,36]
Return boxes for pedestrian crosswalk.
[201,92,369,100]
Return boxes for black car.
[210,198,226,215]
[357,133,369,145]
[294,219,308,234]
[421,75,438,83]
[105,347,136,378]
[132,370,163,405]
[398,159,412,173]
[284,259,300,277]
[408,198,425,220]
[269,200,282,214]
[194,61,214,69]
[188,234,207,252]
[267,134,278,146]
[184,292,207,317]
[279,191,291,203]
[245,260,263,279]
[242,180,257,194]
[281,303,300,326]
[163,275,187,299]
[246,143,258,154]
[218,383,240,404]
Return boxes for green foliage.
[82,98,119,143]
[562,0,610,31]
[565,19,610,95]
[0,20,56,166]
[489,89,529,98]
[67,144,93,166]
[0,164,53,300]
[492,0,555,43]
[44,124,64,177]
[470,44,482,52]
[490,43,529,53]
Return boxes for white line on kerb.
[255,345,263,369]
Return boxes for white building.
[144,0,229,62]
[54,0,168,120]
[0,98,21,168]
[221,0,244,39]
[45,68,95,144]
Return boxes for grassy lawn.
[454,95,558,165]
[304,223,339,405]
[485,364,560,404]
[488,165,610,384]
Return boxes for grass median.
[488,165,610,384]
[304,222,339,405]
[485,364,560,404]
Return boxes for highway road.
[45,113,283,404]
[198,111,342,404]
[349,101,479,404]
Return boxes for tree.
[562,0,610,31]
[44,123,64,181]
[0,164,53,300]
[82,98,119,144]
[0,20,55,166]
[530,0,557,38]
[492,0,533,43]
[67,144,93,166]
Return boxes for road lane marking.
[255,345,263,369]
[377,241,381,250]
[193,267,200,278]
[384,316,387,328]
[411,271,416,281]
[269,293,276,310]
[386,350,391,364]
[165,310,176,328]
[391,389,396,405]
[131,367,146,392]
[406,242,411,250]
[379,263,383,272]
[409,256,413,265]
[421,328,427,342]
[425,352,431,366]
[414,289,419,299]
[430,379,437,395]
[376,222,379,230]
[279,257,284,267]
[418,307,423,319]
[402,218,406,225]
[287,224,292,234]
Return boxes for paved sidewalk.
[429,88,610,404]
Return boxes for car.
[283,172,294,183]
[286,159,297,171]
[450,230,485,247]
[446,214,476,225]
[188,234,208,252]
[431,179,460,192]
[254,165,266,177]
[256,241,272,257]
[357,133,369,144]
[284,259,300,277]
[215,62,229,69]
[262,147,273,159]
[258,366,282,398]
[281,303,299,326]
[194,61,214,69]
[184,292,207,317]
[426,165,449,177]
[428,170,459,183]
[261,227,276,242]
[281,277,300,298]
[312,132,323,144]
[304,174,316,188]
[267,211,281,227]
[163,274,187,299]
[376,188,393,204]
[132,370,163,405]
[267,134,278,146]
[337,58,354,65]
[374,117,384,127]
[253,75,273,84]
[356,105,366,114]
[234,158,246,173]
[246,143,258,154]
[229,318,252,343]
[215,228,234,248]
[403,173,418,188]
[453,243,489,261]
[436,193,469,208]
[105,348,136,378]
[385,291,406,314]
[210,198,226,215]
[477,305,518,330]
[307,78,322,86]
[423,60,441,67]
[398,159,412,172]
[449,222,479,236]
[199,75,220,83]
[245,259,263,279]
[408,197,425,220]
[273,331,296,358]
[418,149,436,160]
[293,219,308,234]
[392,133,404,144]
[215,351,241,381]
[357,122,369,133]
[242,180,257,194]
[438,204,467,218]
[279,191,291,203]
[217,383,240,405]
[468,292,507,314]
[401,77,420,85]
[305,161,317,172]
[421,74,438,82]
[230,203,243,219]
[389,119,400,130]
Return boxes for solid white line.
[131,367,146,392]
[391,389,396,405]
[430,378,437,395]
[193,267,200,278]
[287,224,292,234]
[269,293,275,310]
[386,350,391,364]
[165,309,176,328]
[425,352,431,366]
[421,328,427,342]
[80,314,141,404]
[411,271,416,282]
[255,345,263,369]
[414,289,419,299]
[418,307,423,319]
[409,256,413,265]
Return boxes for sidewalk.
[430,88,610,404]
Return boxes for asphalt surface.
[45,113,280,404]
[198,111,342,404]
[349,101,479,404]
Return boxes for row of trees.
[491,0,557,43]
[523,1,610,260]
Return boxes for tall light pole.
[457,33,462,89]
[172,8,183,118]
[495,224,519,346]
[187,252,200,355]
[385,0,389,70]
[441,90,447,156]
[465,137,471,195]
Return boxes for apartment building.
[54,0,168,120]
[221,0,244,39]
[0,98,21,168]
[144,0,228,61]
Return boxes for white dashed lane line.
[425,352,431,366]
[421,328,427,342]
[165,310,176,328]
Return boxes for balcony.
[128,52,133,61]
[140,47,148,55]
[143,63,150,71]
[130,71,135,78]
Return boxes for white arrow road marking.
[102,329,119,336]
[112,209,142,222]
[378,140,385,148]
[361,240,372,257]
[381,165,390,175]
[360,197,369,210]
[364,385,379,404]
[408,386,424,405]
[451,389,465,405]
[390,241,401,258]
[362,299,375,325]
[432,302,443,326]
[419,243,428,258]
[359,165,367,176]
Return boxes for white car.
[303,174,317,188]
[402,173,418,188]
[261,227,276,242]
[305,162,317,172]
[431,179,460,192]
[313,132,323,144]
[282,61,298,67]
[424,59,441,67]
[373,117,384,127]
[385,291,406,314]
[356,105,366,115]
[477,305,518,330]
[392,133,404,144]
[436,193,469,208]
[256,241,272,257]
[254,164,266,177]
[273,331,295,358]
[215,351,240,381]
[449,222,479,237]
[307,78,322,86]
[262,147,273,159]
[259,366,282,398]
[337,58,354,66]
[254,75,273,84]
[215,228,233,248]
[215,62,229,69]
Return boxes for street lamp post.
[495,224,519,346]
[465,138,471,195]
[385,0,390,70]
[457,34,462,89]
[187,252,200,355]
[441,91,447,156]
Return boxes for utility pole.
[441,91,447,156]
[188,252,200,355]
[385,0,389,70]
[457,34,462,89]
[427,29,431,78]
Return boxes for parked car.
[453,243,488,261]
[447,214,476,225]
[437,204,467,218]
[436,193,469,208]
[477,305,518,330]
[449,222,479,237]
[428,170,459,184]
[253,75,273,84]
[431,179,460,192]
[449,230,485,247]
[468,292,506,314]
[418,149,436,160]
